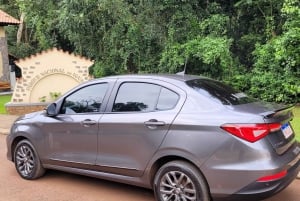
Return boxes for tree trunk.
[17,12,25,44]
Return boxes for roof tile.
[0,9,20,25]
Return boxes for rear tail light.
[257,170,287,182]
[221,123,281,143]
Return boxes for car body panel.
[6,74,300,201]
[96,78,187,176]
[41,113,101,165]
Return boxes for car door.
[44,82,111,166]
[96,78,186,176]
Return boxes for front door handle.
[144,119,166,129]
[81,119,97,127]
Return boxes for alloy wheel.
[15,144,35,177]
[159,170,197,201]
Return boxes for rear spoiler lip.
[261,104,295,119]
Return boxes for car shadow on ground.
[40,170,298,201]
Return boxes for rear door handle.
[144,119,166,129]
[81,119,97,127]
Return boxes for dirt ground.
[1,134,299,201]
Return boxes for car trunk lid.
[263,104,295,155]
[229,102,295,154]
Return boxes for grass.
[291,107,300,142]
[0,95,11,114]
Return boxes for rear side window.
[186,79,255,105]
[113,82,179,112]
[156,87,179,110]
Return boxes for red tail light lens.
[221,123,281,143]
[257,170,287,182]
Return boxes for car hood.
[16,111,45,122]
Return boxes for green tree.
[1,0,299,103]
[233,0,284,69]
[159,2,235,80]
[249,0,300,103]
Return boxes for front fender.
[6,122,46,162]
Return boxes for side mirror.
[46,103,57,117]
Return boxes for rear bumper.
[213,153,300,201]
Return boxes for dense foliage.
[0,0,299,103]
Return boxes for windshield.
[186,79,255,105]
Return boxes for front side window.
[112,82,179,112]
[61,83,108,114]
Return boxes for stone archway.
[11,48,93,103]
[29,74,78,102]
[6,48,94,115]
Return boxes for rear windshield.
[186,79,255,105]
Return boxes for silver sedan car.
[6,74,300,201]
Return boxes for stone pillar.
[0,26,10,82]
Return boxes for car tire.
[153,160,210,201]
[14,139,45,180]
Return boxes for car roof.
[98,74,205,82]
